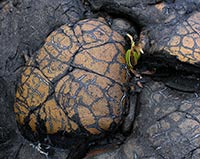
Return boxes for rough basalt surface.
[86,80,200,159]
[88,0,200,67]
[1,0,200,159]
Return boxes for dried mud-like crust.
[165,12,200,64]
[14,19,126,140]
[88,1,200,66]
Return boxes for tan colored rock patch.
[14,19,126,137]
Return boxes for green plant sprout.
[125,33,144,69]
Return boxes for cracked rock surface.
[13,18,127,159]
[0,0,200,159]
[87,80,200,159]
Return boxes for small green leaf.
[133,51,141,65]
[125,33,144,69]
[125,49,133,68]
[131,41,135,48]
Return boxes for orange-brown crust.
[14,19,126,138]
[55,69,124,134]
[165,12,200,64]
[15,67,52,107]
[35,25,80,81]
[73,19,126,83]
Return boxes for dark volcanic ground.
[0,0,200,159]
